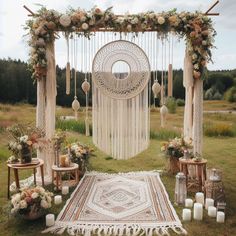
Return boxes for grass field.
[0,101,236,236]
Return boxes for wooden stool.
[179,158,207,192]
[7,159,44,199]
[52,163,79,191]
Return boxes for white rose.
[194,64,199,70]
[192,53,197,60]
[31,192,39,199]
[19,200,27,209]
[17,144,22,150]
[40,199,49,209]
[82,23,89,30]
[157,16,165,25]
[149,13,155,19]
[131,17,138,24]
[14,193,21,202]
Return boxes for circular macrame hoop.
[92,40,150,100]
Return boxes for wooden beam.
[23,5,35,16]
[205,0,220,16]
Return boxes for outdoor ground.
[0,101,236,236]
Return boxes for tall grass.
[56,119,92,135]
[204,122,235,137]
[150,128,180,140]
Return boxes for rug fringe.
[42,223,187,236]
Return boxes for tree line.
[0,58,235,106]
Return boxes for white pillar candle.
[195,192,204,205]
[54,195,62,205]
[46,214,55,227]
[182,209,191,221]
[193,203,203,220]
[216,211,225,223]
[208,206,217,217]
[205,198,214,210]
[62,186,69,195]
[185,198,193,208]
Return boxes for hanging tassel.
[152,81,161,98]
[72,96,80,120]
[66,33,70,95]
[160,105,168,128]
[66,62,70,94]
[168,63,173,97]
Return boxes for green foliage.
[176,98,185,106]
[165,97,177,114]
[204,122,235,137]
[56,119,92,135]
[225,86,236,102]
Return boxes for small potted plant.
[10,186,53,220]
[161,137,192,174]
[7,124,45,164]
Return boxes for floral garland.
[24,6,216,80]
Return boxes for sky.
[0,0,235,70]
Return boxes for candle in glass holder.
[216,211,225,223]
[46,214,55,227]
[193,203,203,220]
[62,185,69,195]
[208,206,217,217]
[195,192,204,205]
[182,209,191,221]
[205,198,214,210]
[60,155,67,167]
[54,195,62,205]
[185,198,193,208]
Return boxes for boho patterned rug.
[43,171,186,236]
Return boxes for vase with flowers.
[68,142,93,176]
[7,124,45,164]
[161,137,193,174]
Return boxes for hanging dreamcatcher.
[92,39,150,160]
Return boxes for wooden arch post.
[36,41,57,183]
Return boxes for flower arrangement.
[161,137,193,159]
[51,130,66,166]
[68,142,93,172]
[24,7,216,80]
[7,124,45,163]
[11,186,53,220]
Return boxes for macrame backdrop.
[92,40,150,160]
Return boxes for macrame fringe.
[85,117,90,136]
[42,222,187,236]
[167,64,173,97]
[66,62,70,94]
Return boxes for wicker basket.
[22,205,45,220]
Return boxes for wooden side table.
[179,158,207,192]
[7,159,45,199]
[52,163,79,191]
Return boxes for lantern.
[152,81,161,98]
[175,172,187,205]
[205,168,225,204]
